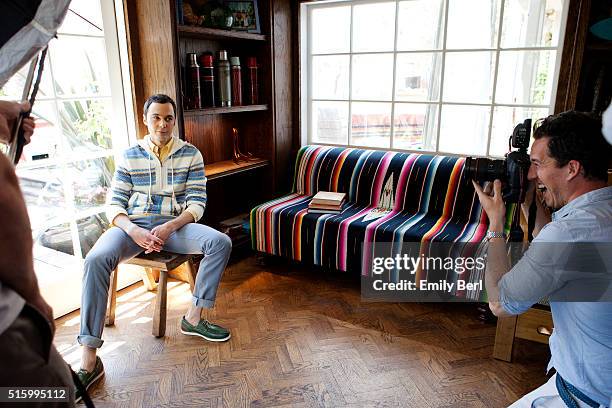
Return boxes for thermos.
[199,53,215,108]
[216,50,231,107]
[246,56,259,105]
[187,53,201,109]
[230,56,242,106]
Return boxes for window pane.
[443,52,496,103]
[439,105,490,155]
[311,6,351,54]
[446,0,501,49]
[397,0,445,51]
[57,0,104,36]
[490,106,549,157]
[51,37,111,97]
[351,102,392,148]
[20,101,62,164]
[312,55,350,100]
[501,0,564,48]
[393,103,438,151]
[77,214,109,258]
[1,61,54,99]
[495,50,556,105]
[353,2,396,52]
[70,157,115,212]
[395,53,442,102]
[60,99,114,153]
[352,54,394,101]
[311,101,349,144]
[17,166,67,233]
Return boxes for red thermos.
[230,56,242,106]
[246,57,259,105]
[199,53,215,108]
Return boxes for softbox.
[0,0,71,87]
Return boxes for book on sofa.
[308,191,345,213]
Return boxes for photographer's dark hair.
[143,94,177,116]
[533,111,611,182]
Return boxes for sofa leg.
[255,252,272,266]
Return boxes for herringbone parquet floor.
[54,256,549,408]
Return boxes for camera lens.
[465,157,506,182]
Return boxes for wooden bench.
[105,251,197,337]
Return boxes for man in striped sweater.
[75,94,232,399]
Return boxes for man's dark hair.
[533,111,611,182]
[143,94,177,117]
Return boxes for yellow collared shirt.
[148,136,174,163]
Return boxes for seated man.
[473,111,612,407]
[76,94,232,399]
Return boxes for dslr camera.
[465,119,532,203]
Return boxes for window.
[1,0,135,316]
[301,0,568,158]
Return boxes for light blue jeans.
[78,215,232,348]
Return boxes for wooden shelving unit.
[184,104,268,116]
[205,158,269,180]
[126,0,293,226]
[177,25,267,41]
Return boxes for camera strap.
[527,189,537,242]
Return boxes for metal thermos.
[230,56,242,106]
[199,53,215,108]
[187,53,201,109]
[216,50,231,107]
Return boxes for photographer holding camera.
[473,111,612,407]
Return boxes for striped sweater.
[106,136,207,223]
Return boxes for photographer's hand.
[472,179,506,231]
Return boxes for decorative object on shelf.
[187,52,202,109]
[225,0,260,33]
[230,56,242,106]
[182,0,206,26]
[202,1,234,29]
[199,53,215,108]
[246,56,259,105]
[231,127,254,163]
[216,50,231,107]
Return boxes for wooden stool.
[105,251,197,337]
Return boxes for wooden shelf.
[184,104,268,116]
[177,25,267,41]
[205,158,269,180]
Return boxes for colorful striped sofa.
[250,145,490,277]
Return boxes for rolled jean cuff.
[77,334,104,349]
[192,296,214,308]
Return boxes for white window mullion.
[389,0,400,149]
[485,0,506,158]
[347,4,354,147]
[435,0,450,153]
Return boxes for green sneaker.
[75,356,104,403]
[180,317,231,342]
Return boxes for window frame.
[300,0,570,159]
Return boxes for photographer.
[473,111,612,407]
[0,100,76,406]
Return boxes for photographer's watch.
[486,231,506,240]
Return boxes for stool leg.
[186,259,197,293]
[140,267,158,291]
[153,270,168,337]
[105,268,118,326]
